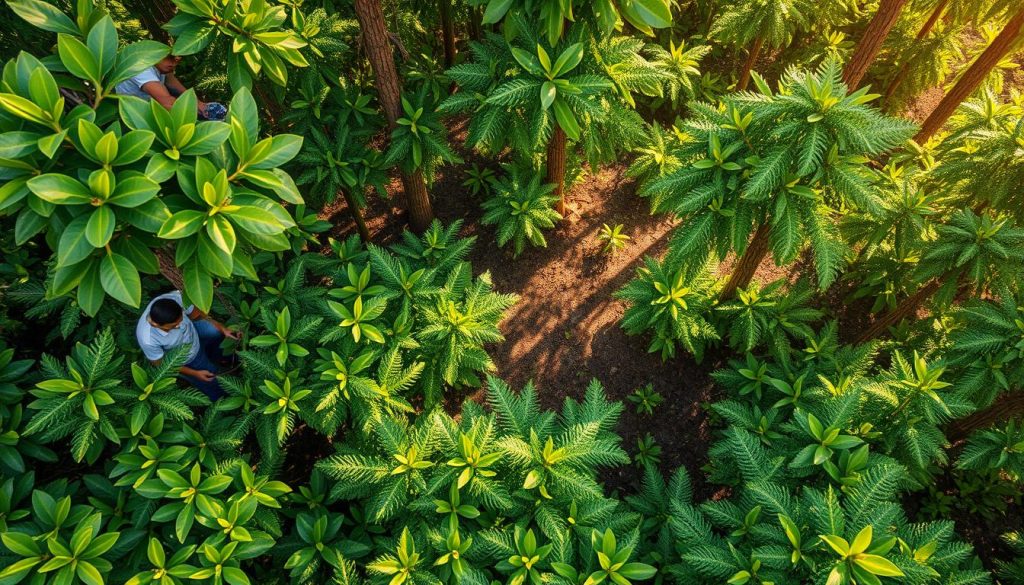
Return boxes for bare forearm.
[180,365,201,377]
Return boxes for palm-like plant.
[644,39,711,109]
[616,256,719,361]
[292,123,388,241]
[858,209,1024,342]
[710,0,814,90]
[481,166,563,257]
[929,92,1024,217]
[641,57,916,303]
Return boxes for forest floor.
[322,89,1023,564]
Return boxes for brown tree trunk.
[467,5,484,41]
[720,223,772,301]
[883,0,949,101]
[915,5,1024,143]
[947,394,1024,441]
[439,0,457,68]
[855,279,942,343]
[122,0,175,43]
[339,190,371,242]
[354,0,435,232]
[547,125,569,217]
[843,0,910,88]
[736,36,763,91]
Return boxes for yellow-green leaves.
[821,525,904,585]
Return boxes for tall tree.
[354,0,435,232]
[439,0,457,67]
[856,210,1024,342]
[915,4,1024,142]
[710,0,812,91]
[843,0,909,88]
[882,0,950,101]
[639,59,915,301]
[122,0,175,43]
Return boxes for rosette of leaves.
[166,0,310,90]
[929,93,1024,218]
[384,90,461,184]
[644,39,711,109]
[292,122,388,209]
[481,165,562,257]
[616,256,718,361]
[137,88,303,311]
[22,329,130,463]
[716,278,822,356]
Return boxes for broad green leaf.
[8,0,79,34]
[540,81,556,110]
[28,174,92,204]
[226,205,284,235]
[85,206,115,247]
[100,252,141,306]
[109,176,159,207]
[78,262,105,316]
[58,34,100,84]
[551,98,580,140]
[58,214,95,266]
[108,41,170,85]
[183,262,213,312]
[158,210,205,239]
[481,0,514,24]
[206,215,236,254]
[87,15,118,77]
[114,130,155,165]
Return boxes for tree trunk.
[720,223,772,301]
[339,190,371,242]
[883,0,949,101]
[915,5,1024,143]
[354,0,435,232]
[947,394,1024,441]
[547,125,568,217]
[855,279,942,343]
[843,0,910,88]
[122,0,175,43]
[736,36,763,91]
[439,0,457,68]
[467,5,484,41]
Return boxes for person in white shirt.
[136,291,239,400]
[114,54,211,117]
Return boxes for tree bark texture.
[883,0,949,101]
[439,0,457,68]
[720,223,772,301]
[354,0,434,232]
[843,0,910,88]
[915,5,1024,143]
[547,125,568,216]
[736,36,763,91]
[947,393,1024,441]
[122,0,175,43]
[855,279,943,343]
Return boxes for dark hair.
[150,298,183,325]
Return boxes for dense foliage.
[0,0,1023,583]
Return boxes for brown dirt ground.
[324,117,749,498]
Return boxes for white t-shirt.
[136,291,200,363]
[115,67,166,100]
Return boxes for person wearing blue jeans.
[136,291,239,400]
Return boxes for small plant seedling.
[462,164,497,196]
[597,223,630,255]
[634,433,662,467]
[628,384,663,415]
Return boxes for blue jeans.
[181,320,225,400]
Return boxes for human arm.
[166,73,207,115]
[187,307,240,340]
[146,357,216,381]
[140,80,177,110]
